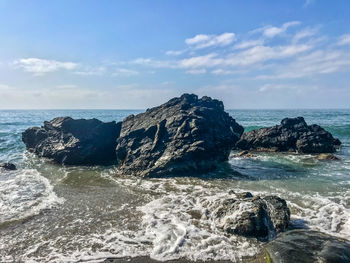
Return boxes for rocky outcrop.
[236,117,341,153]
[116,94,244,177]
[22,117,121,165]
[214,192,290,240]
[265,229,350,263]
[0,163,17,171]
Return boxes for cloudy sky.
[0,0,349,109]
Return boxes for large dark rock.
[22,117,121,165]
[116,94,244,177]
[0,163,17,171]
[214,193,290,240]
[236,117,341,153]
[265,229,350,263]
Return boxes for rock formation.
[116,94,244,177]
[0,162,17,171]
[214,192,290,239]
[236,117,341,153]
[22,117,121,165]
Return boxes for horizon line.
[0,108,349,111]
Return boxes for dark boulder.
[0,163,17,171]
[214,193,290,240]
[236,117,341,153]
[22,117,121,165]
[265,229,350,263]
[116,94,244,177]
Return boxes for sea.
[0,109,349,262]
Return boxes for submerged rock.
[116,94,244,177]
[316,153,340,161]
[236,117,341,153]
[22,117,121,165]
[265,229,350,263]
[214,194,290,239]
[0,162,17,171]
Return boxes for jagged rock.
[0,163,17,171]
[236,117,341,153]
[22,117,121,165]
[116,94,243,177]
[214,194,290,239]
[316,153,340,161]
[265,229,350,263]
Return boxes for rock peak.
[281,117,307,128]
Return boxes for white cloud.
[337,34,350,46]
[233,39,264,49]
[186,69,206,74]
[165,49,186,56]
[179,43,311,69]
[74,66,106,76]
[211,69,237,75]
[112,68,139,77]
[292,27,319,43]
[226,44,312,66]
[185,32,236,49]
[131,58,178,68]
[179,53,222,68]
[257,49,350,79]
[255,21,301,38]
[13,58,77,76]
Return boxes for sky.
[0,0,349,109]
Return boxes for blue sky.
[0,0,349,109]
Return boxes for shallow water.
[0,109,349,262]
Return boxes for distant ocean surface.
[1,109,350,262]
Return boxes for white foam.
[0,168,64,224]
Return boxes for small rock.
[236,192,254,199]
[236,151,256,158]
[237,150,249,156]
[22,117,122,165]
[265,229,350,263]
[236,117,341,153]
[0,163,17,170]
[316,153,340,161]
[214,195,290,239]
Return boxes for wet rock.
[316,153,340,161]
[116,94,243,177]
[237,150,249,156]
[22,117,121,165]
[265,229,350,263]
[236,150,256,158]
[0,162,17,170]
[236,117,341,153]
[229,190,254,199]
[214,195,290,240]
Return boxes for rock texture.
[316,153,340,161]
[0,163,17,171]
[214,192,290,239]
[116,94,244,177]
[22,117,121,165]
[265,229,350,263]
[236,117,341,153]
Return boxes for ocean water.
[0,109,349,262]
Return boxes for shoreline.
[102,254,267,263]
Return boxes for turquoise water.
[0,109,350,262]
